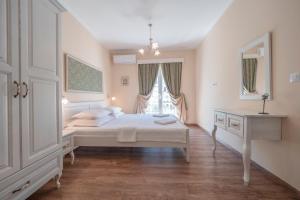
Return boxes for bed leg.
[212,125,217,157]
[185,131,190,163]
[185,147,190,163]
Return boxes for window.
[145,67,177,116]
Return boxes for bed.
[63,101,190,162]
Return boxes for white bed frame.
[63,101,190,162]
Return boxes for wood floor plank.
[28,126,300,200]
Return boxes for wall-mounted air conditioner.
[113,54,137,64]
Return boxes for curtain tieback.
[137,94,151,101]
[169,93,187,122]
[136,94,152,114]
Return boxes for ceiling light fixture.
[138,23,160,56]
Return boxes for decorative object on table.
[121,76,129,86]
[259,93,269,114]
[65,54,103,93]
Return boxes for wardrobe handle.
[22,82,29,98]
[13,81,20,98]
[11,181,30,194]
[12,187,22,194]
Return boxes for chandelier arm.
[149,23,153,46]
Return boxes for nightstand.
[62,129,76,165]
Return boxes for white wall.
[61,12,111,103]
[195,0,300,190]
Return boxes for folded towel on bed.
[153,114,170,118]
[154,119,177,125]
[117,127,137,142]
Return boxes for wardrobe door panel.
[0,0,7,62]
[0,0,20,180]
[30,79,58,153]
[32,0,57,72]
[20,0,61,167]
[0,74,9,168]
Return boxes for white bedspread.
[117,127,136,142]
[66,114,188,143]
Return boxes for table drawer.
[214,111,226,128]
[227,114,244,137]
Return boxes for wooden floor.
[28,126,299,200]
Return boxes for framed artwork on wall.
[65,54,103,93]
[121,76,129,86]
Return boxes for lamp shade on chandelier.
[138,23,160,56]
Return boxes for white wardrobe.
[0,0,63,199]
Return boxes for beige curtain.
[136,63,159,113]
[161,62,187,122]
[242,58,257,93]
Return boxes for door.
[20,0,62,167]
[0,0,20,180]
[145,67,177,115]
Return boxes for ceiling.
[58,0,232,50]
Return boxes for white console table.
[212,109,287,184]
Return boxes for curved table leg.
[243,118,252,185]
[212,125,217,157]
[242,144,251,185]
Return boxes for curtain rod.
[137,58,184,64]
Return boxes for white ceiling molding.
[50,0,67,12]
[59,0,233,50]
[137,58,184,64]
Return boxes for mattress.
[66,114,188,143]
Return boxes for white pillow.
[113,111,125,118]
[105,106,122,113]
[68,115,114,127]
[91,109,113,117]
[71,110,112,120]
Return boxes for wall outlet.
[289,72,300,83]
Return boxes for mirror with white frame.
[240,33,272,100]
